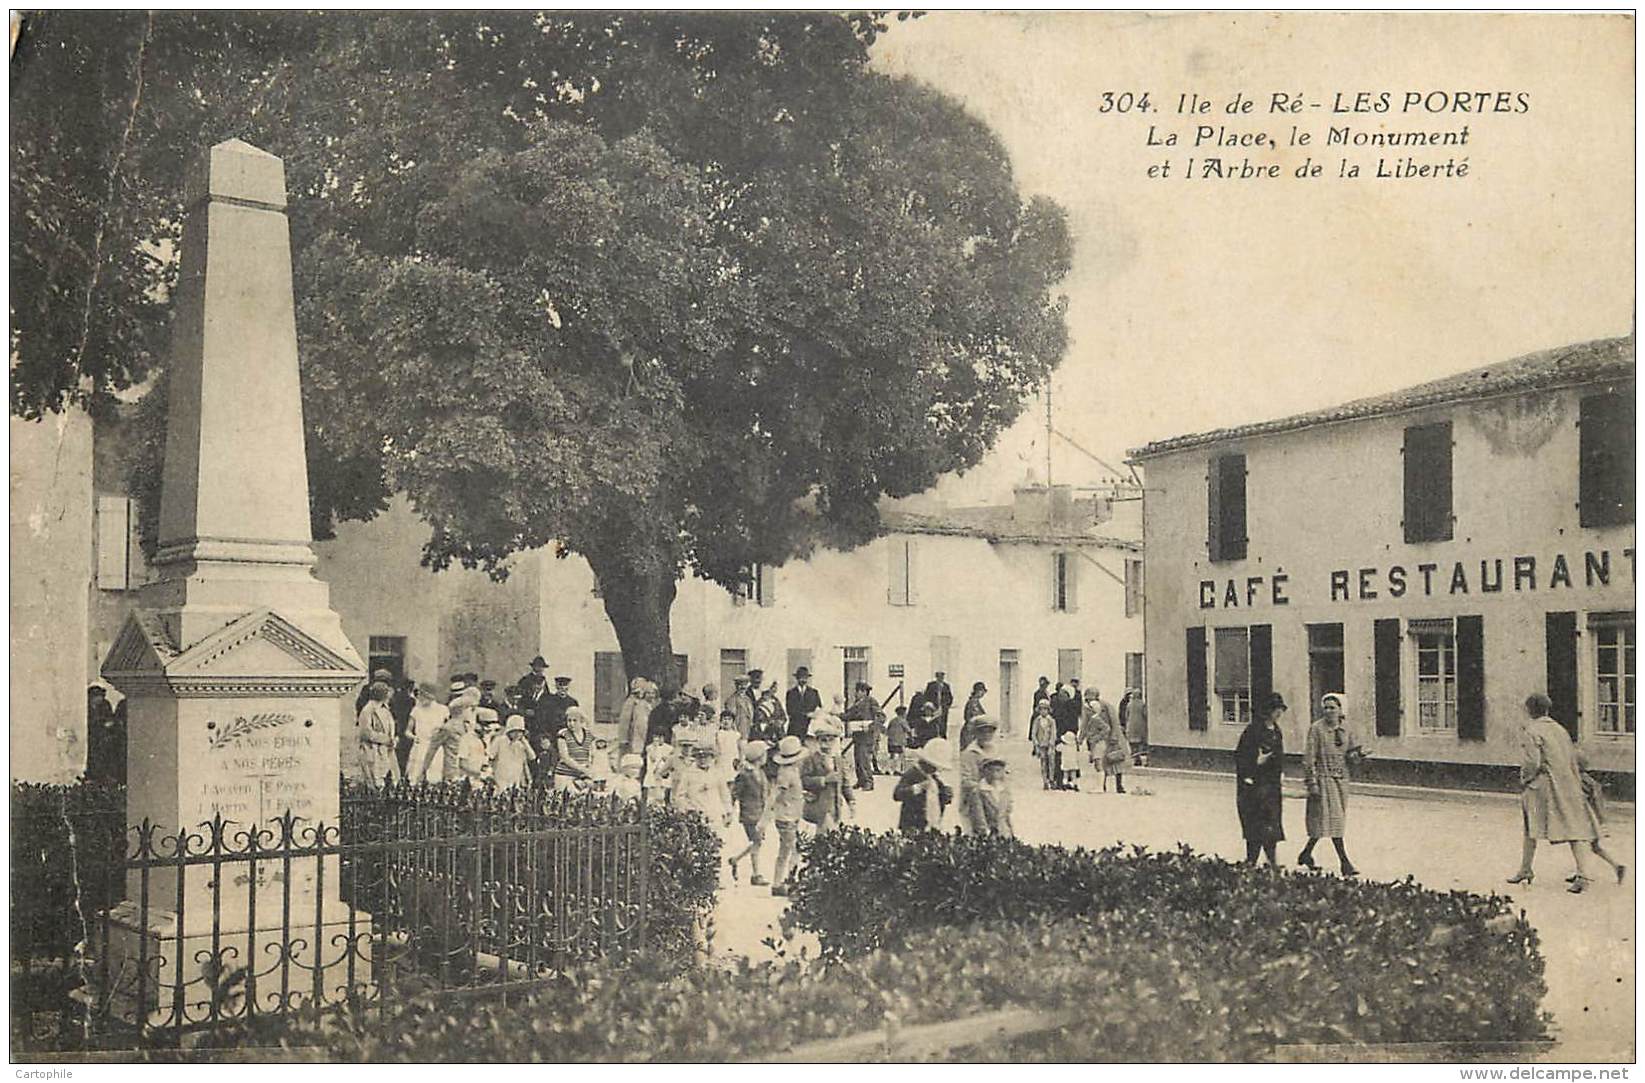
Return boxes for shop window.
[1410,618,1457,732]
[1579,391,1635,528]
[1053,552,1079,612]
[1207,453,1247,562]
[1213,627,1251,726]
[1403,421,1453,543]
[1591,612,1636,737]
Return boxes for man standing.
[923,671,954,738]
[357,668,394,716]
[730,674,757,740]
[477,679,507,717]
[843,681,882,790]
[786,667,822,739]
[516,655,550,715]
[544,676,579,737]
[1052,684,1082,738]
[959,682,990,749]
[1032,675,1052,711]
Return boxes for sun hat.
[916,738,951,769]
[476,707,499,724]
[811,718,843,738]
[504,714,527,734]
[981,755,1008,769]
[743,740,769,761]
[619,753,643,770]
[971,715,1000,733]
[773,735,806,764]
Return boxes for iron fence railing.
[10,780,650,1052]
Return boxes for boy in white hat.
[488,714,537,791]
[613,754,644,803]
[976,755,1014,837]
[727,740,771,885]
[1057,730,1082,792]
[768,735,808,895]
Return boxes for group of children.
[1028,697,1130,793]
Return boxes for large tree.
[13,12,1071,688]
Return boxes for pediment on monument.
[167,607,361,676]
[102,611,180,676]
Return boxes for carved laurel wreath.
[208,712,294,750]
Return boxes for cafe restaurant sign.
[1199,546,1636,610]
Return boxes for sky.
[868,11,1635,503]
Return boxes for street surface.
[706,738,1635,1062]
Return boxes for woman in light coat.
[1509,693,1602,892]
[1297,693,1363,876]
[356,682,401,787]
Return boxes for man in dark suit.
[923,672,954,738]
[785,667,823,739]
[543,676,579,738]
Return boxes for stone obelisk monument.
[100,139,367,1023]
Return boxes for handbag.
[1103,745,1128,768]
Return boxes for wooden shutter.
[1456,615,1486,741]
[95,495,131,590]
[1580,391,1635,528]
[1403,421,1454,542]
[888,539,908,605]
[1065,551,1079,613]
[758,563,776,607]
[1186,627,1209,731]
[1545,611,1579,741]
[1373,618,1402,737]
[904,540,917,605]
[1249,624,1273,715]
[1209,454,1247,561]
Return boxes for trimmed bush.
[284,916,1286,1062]
[785,828,1550,1051]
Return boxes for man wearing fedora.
[730,673,757,741]
[800,718,855,833]
[923,671,955,738]
[785,666,823,740]
[843,680,883,791]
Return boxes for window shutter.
[1206,459,1222,560]
[1051,552,1063,611]
[1186,627,1209,731]
[758,564,776,608]
[95,495,131,591]
[1249,624,1273,714]
[1373,618,1402,737]
[1210,454,1247,561]
[1579,391,1635,528]
[1065,551,1079,613]
[904,540,917,606]
[1403,421,1454,543]
[1456,615,1486,741]
[1545,611,1579,741]
[888,540,907,605]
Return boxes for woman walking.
[1508,693,1603,892]
[1235,692,1287,865]
[893,738,953,834]
[1102,706,1132,794]
[1297,693,1363,876]
[356,681,401,787]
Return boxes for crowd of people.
[349,654,1150,894]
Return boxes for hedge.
[783,828,1551,1052]
[283,916,1294,1062]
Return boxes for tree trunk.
[590,551,682,696]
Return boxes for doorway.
[999,649,1020,734]
[1307,623,1345,719]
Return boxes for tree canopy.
[12,12,1072,685]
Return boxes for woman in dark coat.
[1235,692,1288,866]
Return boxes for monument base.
[95,898,374,1029]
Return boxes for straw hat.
[773,735,806,765]
[504,715,527,734]
[619,753,643,771]
[743,740,770,761]
[811,718,843,739]
[916,738,951,769]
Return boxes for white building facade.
[1129,336,1635,789]
[313,485,1145,735]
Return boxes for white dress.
[407,701,449,783]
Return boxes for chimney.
[1048,484,1074,524]
[1012,484,1051,524]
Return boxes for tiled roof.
[1128,334,1635,461]
[880,505,1140,550]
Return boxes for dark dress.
[893,766,952,833]
[1234,720,1285,843]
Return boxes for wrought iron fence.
[10,780,650,1052]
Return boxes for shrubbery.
[784,828,1550,1052]
[288,916,1275,1062]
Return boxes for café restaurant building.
[1128,335,1635,790]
